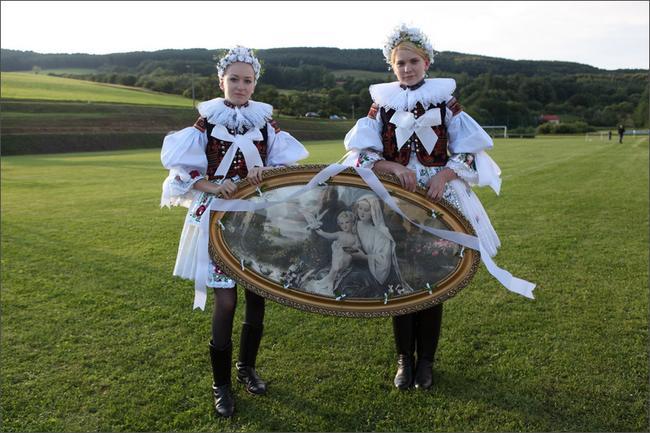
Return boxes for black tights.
[211,288,265,349]
[392,304,443,357]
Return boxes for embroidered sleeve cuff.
[160,167,204,207]
[446,153,478,185]
[357,150,384,168]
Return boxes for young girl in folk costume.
[160,46,308,417]
[343,24,502,390]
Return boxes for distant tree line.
[2,47,625,75]
[2,48,648,130]
[450,71,649,131]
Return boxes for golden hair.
[390,41,430,65]
[337,210,356,223]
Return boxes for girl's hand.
[427,168,457,201]
[247,166,265,186]
[217,179,237,199]
[374,160,416,192]
[392,164,417,192]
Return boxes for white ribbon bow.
[191,124,264,310]
[389,108,442,154]
[210,124,264,178]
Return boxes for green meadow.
[1,72,193,107]
[1,136,648,432]
[0,75,355,155]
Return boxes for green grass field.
[1,136,649,432]
[1,72,193,107]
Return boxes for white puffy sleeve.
[160,124,208,208]
[445,106,502,195]
[266,121,309,166]
[342,104,385,168]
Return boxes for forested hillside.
[2,48,648,130]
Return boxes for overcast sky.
[1,1,648,70]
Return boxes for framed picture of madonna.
[209,165,480,317]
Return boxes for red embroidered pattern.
[270,119,281,133]
[380,102,449,167]
[367,103,379,120]
[448,97,463,116]
[205,128,268,179]
[193,116,206,132]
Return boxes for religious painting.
[209,165,479,317]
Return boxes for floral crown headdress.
[382,24,435,66]
[215,45,262,80]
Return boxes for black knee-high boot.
[392,313,415,389]
[209,340,235,417]
[236,323,267,395]
[414,304,443,389]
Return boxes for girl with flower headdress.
[160,46,308,417]
[343,24,503,391]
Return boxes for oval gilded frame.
[209,164,480,317]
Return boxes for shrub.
[536,121,595,134]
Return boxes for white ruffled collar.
[197,98,273,132]
[369,78,456,111]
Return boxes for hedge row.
[1,132,167,155]
[1,125,351,155]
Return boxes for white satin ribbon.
[210,124,264,178]
[475,151,502,195]
[191,124,263,310]
[389,108,442,154]
[352,167,535,299]
[193,211,210,310]
[192,163,535,310]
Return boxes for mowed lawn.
[1,136,648,432]
[0,72,193,107]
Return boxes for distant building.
[539,114,560,124]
